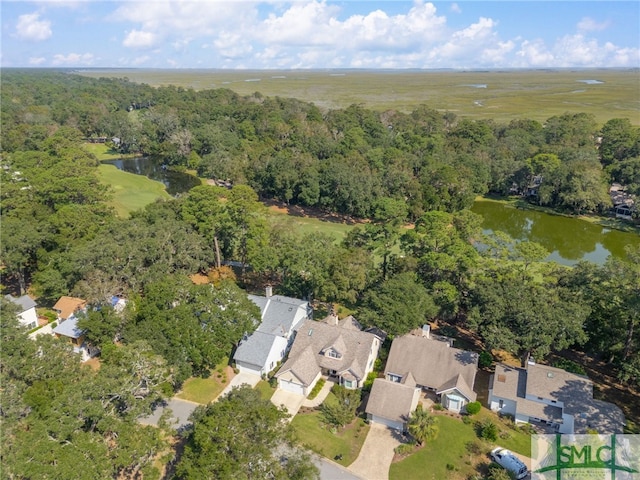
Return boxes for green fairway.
[266,206,358,243]
[97,163,170,217]
[79,69,640,125]
[84,142,137,161]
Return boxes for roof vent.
[497,374,506,383]
[547,372,555,378]
[308,329,313,336]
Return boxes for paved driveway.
[217,371,261,399]
[270,389,306,420]
[348,424,403,480]
[138,398,200,430]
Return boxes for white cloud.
[51,52,95,65]
[123,30,158,48]
[29,57,46,65]
[577,17,610,33]
[16,12,52,41]
[450,3,461,14]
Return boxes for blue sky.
[2,1,638,69]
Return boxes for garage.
[278,377,306,396]
[368,414,405,432]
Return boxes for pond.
[103,157,201,196]
[471,199,639,265]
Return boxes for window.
[343,380,353,389]
[499,399,504,408]
[327,349,341,359]
[388,374,402,383]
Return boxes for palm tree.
[407,406,438,445]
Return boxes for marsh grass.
[79,69,639,125]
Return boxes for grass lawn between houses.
[174,359,234,404]
[390,409,532,480]
[254,380,276,401]
[291,411,369,467]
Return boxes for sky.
[2,1,639,70]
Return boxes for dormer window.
[326,349,341,359]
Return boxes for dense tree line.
[3,70,639,222]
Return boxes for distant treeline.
[2,69,639,220]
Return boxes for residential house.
[366,327,478,430]
[233,287,311,377]
[365,378,421,432]
[488,363,625,434]
[274,315,382,396]
[53,296,87,323]
[51,296,97,361]
[4,294,38,329]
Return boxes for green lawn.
[266,208,357,243]
[175,359,231,404]
[97,163,170,217]
[390,410,532,480]
[291,411,370,467]
[254,380,276,401]
[84,142,136,161]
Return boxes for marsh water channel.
[108,157,638,266]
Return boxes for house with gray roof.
[365,378,421,432]
[233,287,311,377]
[274,316,381,396]
[365,329,478,431]
[383,330,478,412]
[4,294,38,329]
[51,298,98,362]
[488,362,625,434]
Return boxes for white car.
[490,447,529,479]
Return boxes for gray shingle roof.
[365,378,421,423]
[4,294,37,313]
[385,334,478,395]
[277,346,320,386]
[276,319,378,384]
[53,316,83,339]
[234,331,281,368]
[437,373,477,402]
[249,294,310,335]
[526,363,592,402]
[490,364,527,401]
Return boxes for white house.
[233,287,311,377]
[4,294,38,329]
[488,363,625,434]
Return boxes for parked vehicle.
[490,447,529,479]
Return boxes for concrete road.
[138,398,200,430]
[316,456,364,480]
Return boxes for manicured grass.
[97,163,170,217]
[390,410,532,480]
[266,208,357,243]
[175,359,231,404]
[84,142,137,161]
[291,411,369,467]
[254,380,276,401]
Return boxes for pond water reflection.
[103,157,201,196]
[471,199,639,265]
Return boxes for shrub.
[479,419,499,442]
[362,372,377,392]
[307,378,326,400]
[394,441,417,456]
[465,401,481,415]
[479,351,493,369]
[462,415,474,425]
[433,403,444,411]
